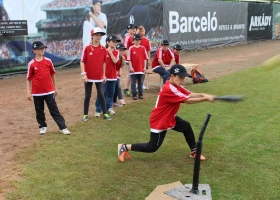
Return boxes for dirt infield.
[1,40,280,199]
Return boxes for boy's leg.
[172,116,196,149]
[124,62,131,96]
[117,78,123,100]
[84,82,93,115]
[105,81,116,110]
[45,93,67,130]
[137,74,144,98]
[130,74,137,98]
[153,66,170,83]
[95,82,108,114]
[95,82,106,113]
[33,95,47,128]
[113,79,118,104]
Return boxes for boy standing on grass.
[118,64,216,162]
[152,40,175,83]
[26,41,70,135]
[138,25,151,90]
[123,24,137,97]
[127,34,148,100]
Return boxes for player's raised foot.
[190,151,206,161]
[39,127,47,135]
[118,144,132,162]
[60,128,70,135]
[82,115,89,122]
[103,114,112,120]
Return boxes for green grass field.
[7,62,280,199]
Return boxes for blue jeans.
[153,66,170,83]
[95,81,116,112]
[130,74,144,95]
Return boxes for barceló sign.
[0,20,28,36]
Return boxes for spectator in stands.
[89,0,107,46]
[173,44,182,64]
[83,7,94,47]
[152,40,175,84]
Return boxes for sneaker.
[108,108,116,115]
[60,128,70,135]
[118,144,132,162]
[143,85,147,90]
[132,95,137,100]
[124,89,132,97]
[190,151,206,161]
[113,102,123,108]
[138,94,144,99]
[39,127,47,135]
[82,115,89,122]
[95,112,102,117]
[103,113,112,120]
[119,99,126,105]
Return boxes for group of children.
[26,23,216,163]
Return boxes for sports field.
[1,40,280,199]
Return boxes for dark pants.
[84,82,107,115]
[153,66,170,84]
[131,116,196,152]
[113,78,123,103]
[33,93,66,130]
[130,74,144,96]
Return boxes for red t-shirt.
[150,81,191,133]
[127,45,148,74]
[106,49,119,81]
[173,50,180,64]
[26,57,56,96]
[140,37,151,52]
[123,35,134,49]
[152,48,174,69]
[81,44,106,82]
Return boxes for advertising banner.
[163,0,248,50]
[247,3,272,41]
[272,4,280,39]
[0,0,163,74]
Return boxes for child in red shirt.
[152,40,175,83]
[118,64,216,162]
[173,44,182,64]
[26,41,70,135]
[127,34,148,100]
[80,27,111,121]
[95,35,120,115]
[123,24,137,97]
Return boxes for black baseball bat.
[214,95,244,102]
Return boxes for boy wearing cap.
[118,64,216,162]
[127,34,148,100]
[89,0,107,46]
[80,27,111,121]
[173,44,182,64]
[27,41,70,135]
[152,40,175,83]
[95,35,120,115]
[123,24,137,97]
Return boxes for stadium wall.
[0,0,278,75]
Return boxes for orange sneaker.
[190,151,206,161]
[118,144,132,162]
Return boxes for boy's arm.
[50,74,57,96]
[158,58,166,68]
[148,51,151,67]
[184,93,215,104]
[129,61,134,72]
[108,48,118,64]
[26,80,32,101]
[169,57,175,68]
